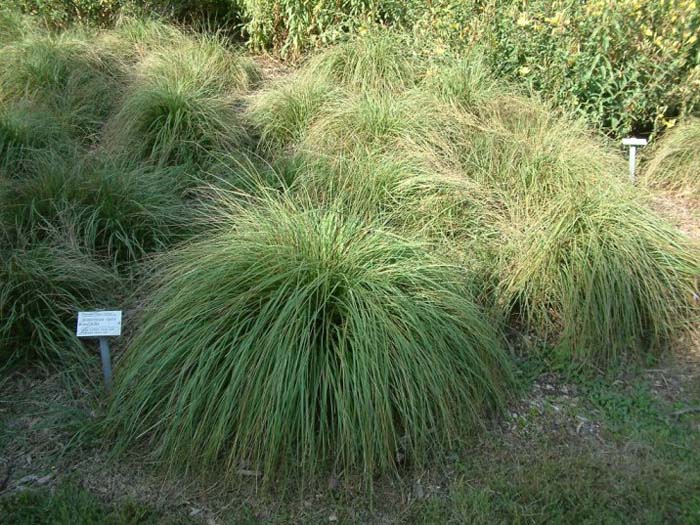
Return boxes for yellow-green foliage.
[239,1,700,138]
[105,35,259,166]
[644,119,700,196]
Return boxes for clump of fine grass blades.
[107,191,511,481]
[250,31,700,366]
[106,35,259,167]
[643,119,700,196]
[0,30,122,141]
[496,186,699,364]
[0,7,35,46]
[0,233,119,362]
[304,29,426,94]
[0,102,72,178]
[0,152,191,267]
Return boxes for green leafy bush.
[108,192,511,480]
[8,0,123,28]
[237,1,700,138]
[483,0,700,137]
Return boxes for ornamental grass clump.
[643,119,700,197]
[0,102,72,178]
[0,153,191,267]
[304,30,425,94]
[108,192,512,480]
[0,31,121,141]
[0,7,35,46]
[496,186,700,364]
[0,233,119,362]
[106,36,259,167]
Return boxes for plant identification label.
[76,311,122,337]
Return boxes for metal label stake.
[622,137,648,183]
[77,310,122,393]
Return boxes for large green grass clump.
[0,154,190,266]
[0,30,122,141]
[496,187,699,363]
[106,35,259,167]
[108,193,511,478]
[0,102,72,178]
[0,234,118,362]
[643,119,700,197]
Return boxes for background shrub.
[236,1,700,138]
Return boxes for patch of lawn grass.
[0,481,190,525]
[409,372,700,524]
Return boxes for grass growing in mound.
[0,102,72,178]
[644,119,700,196]
[496,186,700,365]
[106,36,259,167]
[249,32,699,366]
[0,31,121,141]
[0,7,35,46]
[0,233,119,363]
[304,30,425,94]
[0,153,191,267]
[250,74,339,154]
[108,192,512,481]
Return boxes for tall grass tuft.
[0,7,35,46]
[643,119,700,197]
[250,74,338,154]
[249,32,700,365]
[106,36,259,167]
[0,31,122,141]
[304,30,425,94]
[0,153,191,267]
[0,102,72,178]
[495,186,700,364]
[0,232,119,362]
[107,191,512,481]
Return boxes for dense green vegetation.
[6,1,699,137]
[0,480,186,525]
[0,1,699,505]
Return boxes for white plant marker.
[622,137,648,183]
[76,310,122,392]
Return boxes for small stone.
[414,482,425,499]
[328,512,338,522]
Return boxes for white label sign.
[76,311,122,337]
